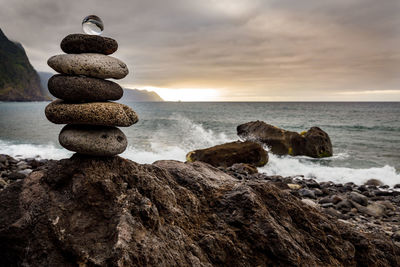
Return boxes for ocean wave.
[329,124,400,132]
[0,140,71,160]
[290,152,350,161]
[0,116,230,164]
[149,114,231,150]
[1,116,399,186]
[259,153,400,187]
[1,139,398,186]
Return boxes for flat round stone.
[45,100,138,127]
[61,34,118,55]
[48,74,123,102]
[59,124,127,156]
[47,54,129,79]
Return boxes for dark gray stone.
[349,191,368,206]
[48,75,123,102]
[59,124,128,156]
[321,203,334,208]
[364,179,384,187]
[61,34,118,55]
[7,172,26,180]
[298,188,316,199]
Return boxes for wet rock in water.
[61,34,118,55]
[301,127,333,158]
[59,125,128,156]
[364,179,384,187]
[1,156,398,266]
[186,141,268,168]
[349,191,369,206]
[48,75,123,102]
[45,100,138,127]
[394,184,400,189]
[48,53,129,79]
[237,121,332,158]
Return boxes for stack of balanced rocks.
[45,33,138,156]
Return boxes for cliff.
[0,29,48,101]
[122,88,163,102]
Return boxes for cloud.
[337,90,400,95]
[0,0,399,100]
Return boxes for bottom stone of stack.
[59,124,128,156]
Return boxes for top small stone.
[61,34,118,55]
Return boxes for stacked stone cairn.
[45,34,138,156]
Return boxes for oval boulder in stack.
[45,33,136,156]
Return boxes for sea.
[0,102,399,186]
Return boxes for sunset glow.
[138,87,221,102]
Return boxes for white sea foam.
[0,140,71,160]
[123,115,231,163]
[259,153,400,187]
[1,116,399,186]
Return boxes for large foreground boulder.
[186,141,268,168]
[0,156,399,266]
[237,121,333,158]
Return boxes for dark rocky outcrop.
[186,141,268,168]
[0,28,48,101]
[237,121,332,158]
[0,156,399,266]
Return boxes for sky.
[0,0,399,101]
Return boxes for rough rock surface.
[237,121,332,158]
[301,127,333,158]
[45,100,138,127]
[48,74,123,102]
[61,34,118,55]
[0,156,399,266]
[48,53,129,79]
[59,125,127,156]
[186,141,268,168]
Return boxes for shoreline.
[1,153,400,243]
